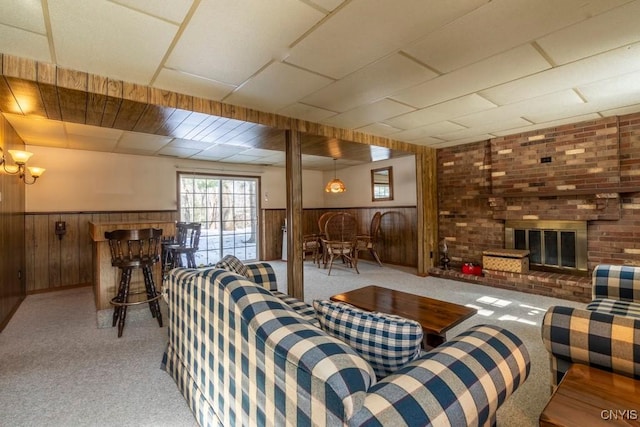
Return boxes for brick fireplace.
[430,112,640,303]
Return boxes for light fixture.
[0,147,45,185]
[325,158,346,193]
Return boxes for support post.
[416,149,438,276]
[285,130,304,299]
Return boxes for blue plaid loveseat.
[542,264,640,390]
[162,266,530,426]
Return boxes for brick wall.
[436,112,640,302]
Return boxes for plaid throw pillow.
[313,300,423,378]
[214,254,249,278]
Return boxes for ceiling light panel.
[321,99,414,130]
[286,0,489,79]
[403,0,627,73]
[391,44,551,109]
[48,0,179,84]
[537,1,640,66]
[166,0,324,86]
[482,42,640,105]
[301,53,437,112]
[224,62,333,112]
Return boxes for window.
[178,173,259,265]
[371,166,393,201]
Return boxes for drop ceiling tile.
[404,0,627,73]
[0,24,51,62]
[401,136,444,146]
[110,0,193,23]
[301,54,437,112]
[64,122,123,139]
[67,135,119,152]
[154,68,237,101]
[322,99,414,129]
[200,144,246,159]
[357,122,404,137]
[491,113,602,136]
[168,138,215,150]
[157,146,200,158]
[391,44,551,108]
[391,121,466,142]
[431,135,494,147]
[386,94,497,129]
[286,0,488,79]
[224,154,262,164]
[224,62,332,112]
[456,90,583,128]
[437,117,531,140]
[578,70,640,103]
[48,0,179,84]
[537,1,640,66]
[278,103,336,122]
[3,114,67,141]
[482,42,640,105]
[118,132,172,151]
[0,0,46,33]
[600,103,640,117]
[306,0,345,12]
[166,0,324,86]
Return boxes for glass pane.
[544,231,558,266]
[514,230,526,250]
[529,231,541,264]
[561,232,576,268]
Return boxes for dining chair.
[355,211,383,266]
[322,212,359,275]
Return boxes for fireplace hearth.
[505,220,587,274]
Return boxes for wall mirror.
[371,166,393,201]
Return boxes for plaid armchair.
[163,267,531,427]
[542,264,640,390]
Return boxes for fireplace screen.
[506,220,587,273]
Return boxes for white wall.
[322,155,417,208]
[25,146,416,212]
[24,146,328,212]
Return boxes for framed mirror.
[371,166,393,201]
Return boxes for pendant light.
[325,158,346,193]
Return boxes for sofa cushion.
[272,291,321,328]
[313,300,423,378]
[587,298,640,320]
[215,254,249,278]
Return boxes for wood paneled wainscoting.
[24,210,178,293]
[261,207,418,267]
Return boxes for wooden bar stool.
[164,222,201,269]
[105,228,164,337]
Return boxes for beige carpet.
[0,260,585,426]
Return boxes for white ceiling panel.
[386,94,497,129]
[224,62,332,112]
[537,1,640,66]
[301,54,437,112]
[154,68,237,101]
[391,44,551,108]
[0,24,50,62]
[321,99,414,130]
[357,122,404,137]
[157,146,200,158]
[482,42,640,105]
[67,135,119,152]
[223,154,262,164]
[491,113,602,137]
[457,90,584,128]
[285,0,489,79]
[578,70,640,103]
[64,122,123,140]
[168,138,214,150]
[110,0,194,24]
[48,0,179,84]
[305,0,345,12]
[3,114,66,141]
[117,132,172,151]
[391,121,466,142]
[0,0,46,33]
[601,103,640,117]
[277,103,336,122]
[403,0,628,73]
[437,117,532,141]
[166,0,324,86]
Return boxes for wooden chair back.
[324,212,358,242]
[105,228,163,268]
[175,222,202,249]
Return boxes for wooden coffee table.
[330,285,476,349]
[539,363,640,426]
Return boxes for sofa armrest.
[541,305,640,389]
[245,262,278,291]
[349,325,530,427]
[593,264,640,302]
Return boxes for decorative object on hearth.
[483,249,529,273]
[462,263,482,276]
[440,239,450,270]
[325,158,346,193]
[0,147,45,184]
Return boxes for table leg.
[423,333,445,350]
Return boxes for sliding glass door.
[178,173,259,266]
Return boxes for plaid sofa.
[162,266,530,426]
[542,264,640,390]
